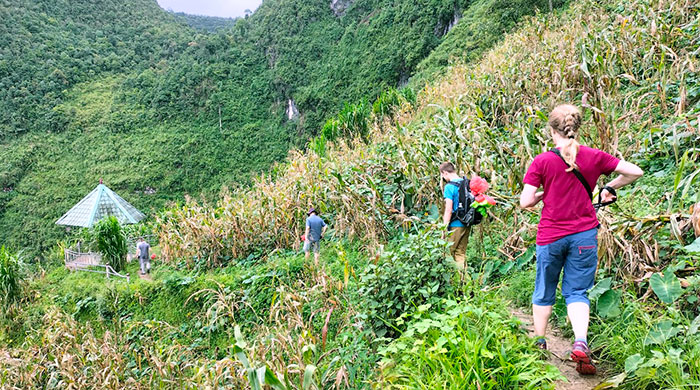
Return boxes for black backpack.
[446,177,483,226]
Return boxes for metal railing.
[64,249,130,282]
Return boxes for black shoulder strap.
[446,178,469,223]
[549,148,593,200]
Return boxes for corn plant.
[92,216,128,272]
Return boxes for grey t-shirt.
[306,215,326,242]
[137,241,150,259]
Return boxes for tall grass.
[0,246,22,308]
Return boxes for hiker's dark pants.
[139,256,150,274]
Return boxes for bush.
[93,216,127,272]
[377,298,564,389]
[358,228,455,338]
[0,246,22,307]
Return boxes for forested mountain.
[174,13,237,32]
[0,0,557,256]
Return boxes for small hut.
[56,180,144,281]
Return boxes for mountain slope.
[0,0,558,256]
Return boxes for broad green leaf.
[516,246,536,269]
[535,110,548,122]
[256,367,267,386]
[589,277,612,301]
[234,325,247,348]
[689,314,700,336]
[597,289,621,318]
[644,320,682,345]
[680,167,700,199]
[668,348,683,364]
[247,368,261,390]
[233,345,251,369]
[498,260,514,274]
[302,365,316,390]
[650,271,683,304]
[684,237,700,254]
[625,354,644,373]
[673,151,688,191]
[264,367,288,390]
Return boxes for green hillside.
[5,0,698,388]
[0,0,555,257]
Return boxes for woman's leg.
[532,241,566,341]
[561,228,599,374]
[567,301,590,340]
[561,228,598,338]
[533,304,553,337]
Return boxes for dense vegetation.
[174,12,237,32]
[0,0,555,258]
[2,0,699,388]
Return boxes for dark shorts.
[532,228,598,306]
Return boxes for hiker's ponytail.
[548,105,582,172]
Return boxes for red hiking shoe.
[571,341,596,375]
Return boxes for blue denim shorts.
[303,240,320,253]
[532,228,598,306]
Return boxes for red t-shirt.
[523,146,620,245]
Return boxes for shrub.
[0,246,22,307]
[93,216,128,272]
[377,298,564,389]
[358,228,455,338]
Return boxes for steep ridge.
[0,0,554,257]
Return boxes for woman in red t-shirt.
[519,104,643,375]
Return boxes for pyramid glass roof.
[56,184,145,228]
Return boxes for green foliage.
[685,237,700,254]
[93,217,127,272]
[411,0,566,85]
[173,12,237,32]
[358,228,455,338]
[597,289,621,318]
[650,270,683,304]
[322,100,371,143]
[0,0,547,257]
[378,298,564,389]
[0,246,22,307]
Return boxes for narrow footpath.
[511,308,603,390]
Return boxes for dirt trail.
[511,308,603,390]
[138,272,152,281]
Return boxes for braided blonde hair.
[548,104,582,172]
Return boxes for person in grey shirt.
[136,237,150,275]
[304,208,327,263]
